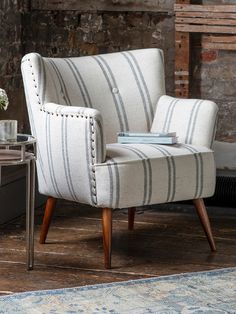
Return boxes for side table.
[0,134,36,270]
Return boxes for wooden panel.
[202,35,236,50]
[174,1,236,98]
[175,4,236,13]
[176,12,236,19]
[175,0,190,98]
[202,42,236,50]
[202,35,236,44]
[176,18,236,26]
[176,24,236,34]
[31,0,173,12]
[175,32,190,98]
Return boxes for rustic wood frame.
[175,1,236,97]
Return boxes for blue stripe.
[185,100,201,143]
[166,100,179,132]
[121,52,151,130]
[46,114,62,198]
[65,59,93,108]
[150,145,176,202]
[119,145,152,205]
[127,51,154,120]
[107,159,114,208]
[162,98,178,133]
[48,59,71,106]
[45,59,60,103]
[189,101,203,144]
[106,157,120,208]
[62,117,78,201]
[183,144,204,199]
[96,55,129,131]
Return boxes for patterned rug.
[0,268,235,314]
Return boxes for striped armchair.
[21,49,218,269]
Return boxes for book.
[118,136,178,144]
[117,132,176,138]
[117,131,178,145]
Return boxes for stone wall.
[0,0,28,131]
[0,0,235,141]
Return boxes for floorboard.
[0,201,235,294]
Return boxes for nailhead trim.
[89,116,98,205]
[28,58,41,106]
[40,108,90,119]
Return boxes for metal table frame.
[0,134,36,270]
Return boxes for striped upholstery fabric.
[22,49,165,144]
[95,143,216,208]
[21,49,218,209]
[151,95,218,148]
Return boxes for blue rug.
[0,268,235,313]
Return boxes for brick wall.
[0,0,235,141]
[0,0,28,131]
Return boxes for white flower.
[0,89,9,111]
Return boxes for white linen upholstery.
[22,49,165,143]
[95,143,215,208]
[21,48,218,209]
[151,95,218,148]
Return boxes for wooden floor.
[0,201,235,295]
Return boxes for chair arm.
[42,102,106,164]
[37,103,106,205]
[151,95,218,148]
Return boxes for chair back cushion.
[22,49,165,143]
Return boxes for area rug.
[0,268,235,314]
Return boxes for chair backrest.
[21,49,166,143]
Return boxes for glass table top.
[0,134,36,146]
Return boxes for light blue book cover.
[118,132,176,138]
[118,136,178,144]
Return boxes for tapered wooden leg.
[102,208,112,269]
[39,197,57,244]
[128,207,136,230]
[193,198,216,252]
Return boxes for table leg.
[26,159,35,270]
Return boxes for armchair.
[21,49,218,269]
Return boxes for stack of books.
[117,132,178,144]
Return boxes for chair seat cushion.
[94,143,215,208]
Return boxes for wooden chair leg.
[193,198,216,252]
[102,208,112,269]
[39,197,57,244]
[128,207,136,230]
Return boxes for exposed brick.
[0,0,235,142]
[201,50,218,63]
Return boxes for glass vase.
[0,120,17,142]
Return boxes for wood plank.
[176,24,236,34]
[202,35,236,43]
[202,42,236,50]
[0,201,235,293]
[202,35,236,49]
[175,0,190,98]
[176,18,236,26]
[175,31,190,98]
[174,4,236,13]
[31,0,173,12]
[176,12,236,19]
